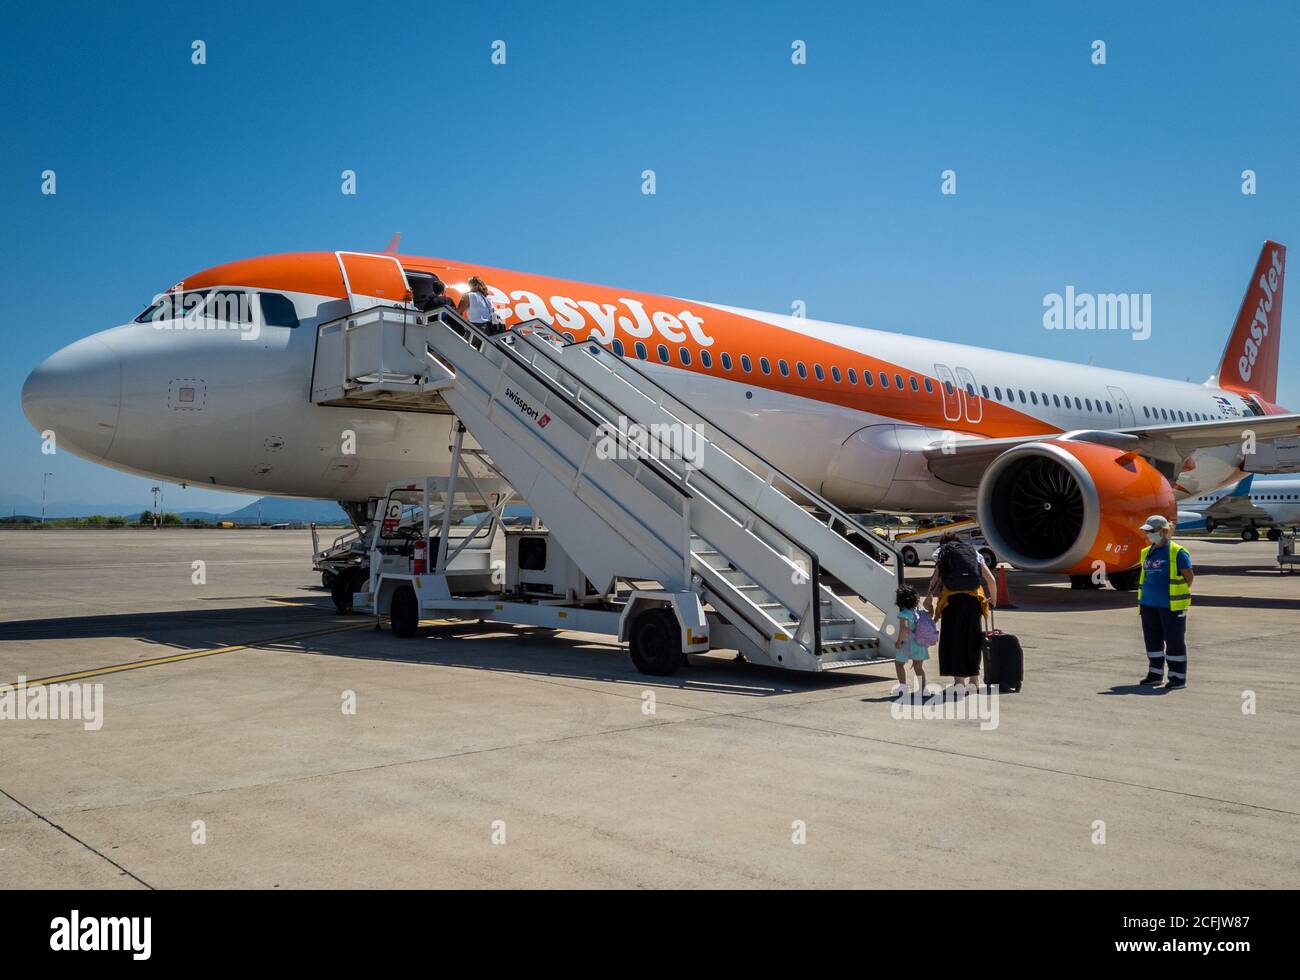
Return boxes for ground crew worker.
[1136,514,1193,689]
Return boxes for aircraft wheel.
[628,607,685,676]
[1242,527,1260,542]
[1204,518,1216,533]
[331,567,365,614]
[901,546,919,567]
[1267,528,1282,542]
[390,585,420,638]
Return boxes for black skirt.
[938,592,985,677]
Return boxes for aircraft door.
[1107,385,1135,427]
[934,364,962,423]
[955,366,983,423]
[335,251,412,311]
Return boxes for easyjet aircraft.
[22,240,1300,587]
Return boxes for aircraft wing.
[923,413,1300,487]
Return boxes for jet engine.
[976,440,1175,577]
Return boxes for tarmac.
[1,529,1297,888]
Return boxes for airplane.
[21,240,1300,591]
[1178,474,1300,540]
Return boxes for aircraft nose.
[22,335,123,459]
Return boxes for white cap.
[1139,515,1170,532]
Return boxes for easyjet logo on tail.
[1238,246,1284,383]
[1220,240,1286,404]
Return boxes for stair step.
[820,637,880,654]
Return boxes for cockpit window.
[134,290,210,322]
[203,289,253,324]
[259,292,299,328]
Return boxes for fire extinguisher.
[412,537,427,574]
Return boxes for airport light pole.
[41,472,53,525]
[151,486,161,529]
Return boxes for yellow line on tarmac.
[9,623,374,689]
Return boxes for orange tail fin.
[1216,240,1286,402]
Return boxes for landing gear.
[390,585,419,638]
[331,567,367,614]
[1267,527,1282,542]
[1242,526,1260,542]
[1108,568,1141,591]
[1204,517,1216,534]
[627,607,685,676]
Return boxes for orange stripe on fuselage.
[179,250,1060,440]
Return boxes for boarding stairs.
[312,306,902,671]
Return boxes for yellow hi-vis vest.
[1138,540,1191,612]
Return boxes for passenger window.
[848,368,858,384]
[1085,399,1092,411]
[612,339,625,357]
[700,350,712,368]
[924,378,933,393]
[994,387,1001,400]
[944,381,954,396]
[881,373,891,389]
[896,374,905,389]
[779,360,790,377]
[635,342,647,360]
[1031,392,1038,405]
[910,377,919,391]
[1053,395,1061,407]
[657,344,669,363]
[981,385,989,398]
[831,366,841,383]
[864,371,874,387]
[679,347,691,366]
[720,352,732,370]
[259,292,299,328]
[796,362,807,379]
[815,365,826,382]
[760,357,771,375]
[741,355,752,372]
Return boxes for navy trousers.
[1140,604,1188,682]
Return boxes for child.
[893,585,930,695]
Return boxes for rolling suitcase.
[982,611,1023,692]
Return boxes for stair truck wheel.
[628,607,685,676]
[332,567,365,614]
[901,545,919,567]
[322,569,337,588]
[390,585,420,638]
[978,548,997,568]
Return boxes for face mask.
[1147,531,1164,544]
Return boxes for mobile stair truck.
[311,304,903,676]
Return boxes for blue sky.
[2,0,1298,514]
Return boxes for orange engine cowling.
[976,440,1175,575]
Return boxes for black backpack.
[937,540,981,591]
